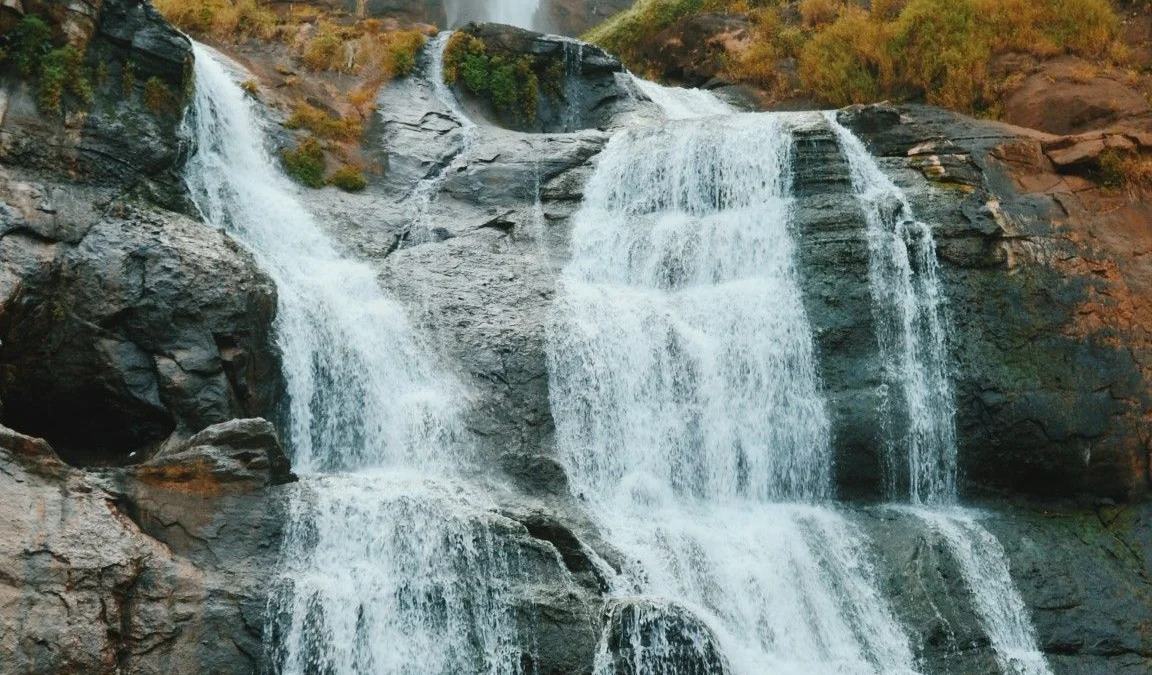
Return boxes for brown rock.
[1045,137,1106,167]
[1001,55,1152,135]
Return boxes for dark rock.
[598,599,729,675]
[0,203,281,466]
[810,103,1152,503]
[837,102,902,135]
[137,417,295,490]
[449,23,631,133]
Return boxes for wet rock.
[598,599,730,675]
[822,103,1152,502]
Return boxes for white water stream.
[826,114,1054,674]
[185,44,528,675]
[444,0,540,30]
[548,107,918,675]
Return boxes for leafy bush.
[38,45,92,114]
[1,16,94,114]
[443,33,540,123]
[7,15,52,77]
[329,166,368,192]
[283,136,326,188]
[587,0,1122,114]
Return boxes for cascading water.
[184,44,528,675]
[826,114,1054,675]
[824,113,956,505]
[630,76,733,120]
[548,111,918,675]
[444,0,540,30]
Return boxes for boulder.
[1000,55,1152,136]
[133,417,295,492]
[598,599,730,675]
[0,200,281,466]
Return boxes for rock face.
[826,104,1152,503]
[0,0,281,465]
[0,201,280,465]
[3,6,1152,674]
[542,0,634,35]
[0,421,290,675]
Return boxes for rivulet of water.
[825,113,957,506]
[827,114,1053,674]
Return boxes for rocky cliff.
[1,2,1151,675]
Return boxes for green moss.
[38,45,92,114]
[329,166,368,192]
[443,32,540,124]
[143,76,178,113]
[283,136,326,188]
[121,61,137,98]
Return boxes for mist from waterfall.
[548,107,918,675]
[184,44,529,675]
[444,0,540,30]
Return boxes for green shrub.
[7,15,52,77]
[329,166,368,192]
[443,33,540,123]
[38,46,92,114]
[588,0,1121,114]
[283,136,326,188]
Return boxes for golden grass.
[585,0,1122,114]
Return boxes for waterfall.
[548,111,918,674]
[826,115,1054,674]
[184,44,528,675]
[825,113,956,505]
[444,0,540,30]
[630,76,733,120]
[913,509,1055,675]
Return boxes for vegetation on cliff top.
[442,32,541,123]
[587,0,1128,113]
[0,15,93,114]
[152,0,426,188]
